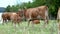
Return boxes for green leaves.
[5,5,11,12]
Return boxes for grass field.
[0,20,58,34]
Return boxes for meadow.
[0,20,58,34]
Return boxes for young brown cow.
[10,13,22,27]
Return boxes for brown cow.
[10,13,22,27]
[2,12,22,25]
[22,6,49,27]
[2,12,11,24]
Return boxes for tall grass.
[0,20,58,34]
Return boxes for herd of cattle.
[1,5,60,28]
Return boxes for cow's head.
[17,9,26,17]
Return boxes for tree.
[5,5,11,12]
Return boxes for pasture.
[0,20,58,34]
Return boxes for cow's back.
[25,8,39,19]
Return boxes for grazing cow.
[24,8,40,26]
[2,12,11,24]
[57,7,60,34]
[22,6,49,26]
[2,12,22,25]
[10,13,22,27]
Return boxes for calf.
[10,13,22,27]
[2,12,11,24]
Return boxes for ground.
[0,20,58,34]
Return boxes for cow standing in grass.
[2,12,11,24]
[2,11,22,27]
[21,6,49,27]
[2,12,16,24]
[10,13,22,27]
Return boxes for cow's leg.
[12,20,16,28]
[28,19,31,27]
[43,16,49,28]
[45,8,49,24]
[31,20,34,29]
[43,16,48,28]
[2,19,7,25]
[46,16,49,24]
[5,20,8,24]
[13,22,16,28]
[44,16,47,24]
[17,22,20,27]
[2,19,5,25]
[28,11,32,27]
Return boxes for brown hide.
[21,6,49,27]
[2,12,22,25]
[32,20,40,24]
[2,12,12,23]
[23,6,49,24]
[24,8,39,19]
[10,13,21,24]
[37,6,48,19]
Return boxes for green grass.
[0,20,58,34]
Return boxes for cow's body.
[2,12,22,25]
[10,13,21,27]
[23,6,49,26]
[24,8,39,19]
[2,12,11,24]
